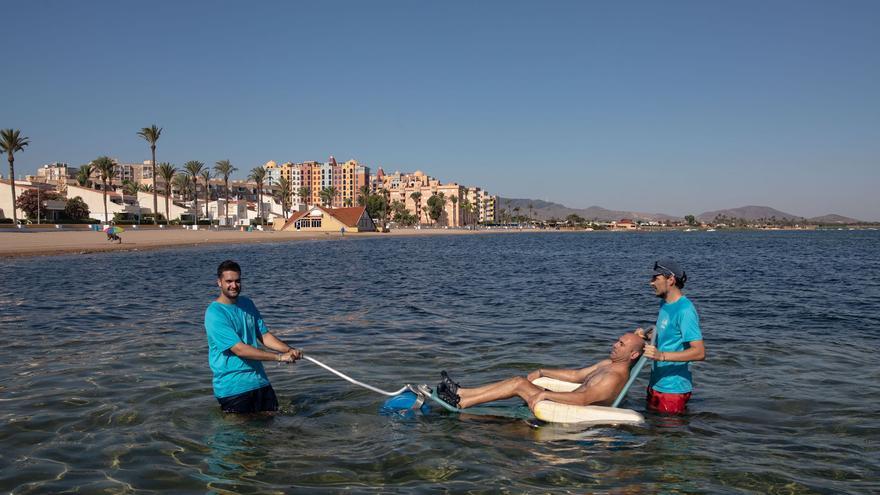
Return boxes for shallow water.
[1,230,878,493]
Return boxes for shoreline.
[0,227,528,259]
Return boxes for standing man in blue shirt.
[205,260,302,413]
[637,258,705,414]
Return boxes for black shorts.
[217,385,279,413]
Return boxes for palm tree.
[136,125,162,224]
[528,203,534,223]
[358,184,371,206]
[157,162,177,223]
[200,169,213,220]
[433,192,447,225]
[328,186,339,207]
[381,188,390,231]
[122,180,140,197]
[172,173,191,201]
[297,186,311,209]
[276,176,292,219]
[459,197,470,226]
[213,160,237,227]
[248,166,267,225]
[450,195,458,227]
[319,186,337,207]
[184,160,205,225]
[75,163,93,187]
[0,129,30,225]
[410,191,422,225]
[92,156,117,223]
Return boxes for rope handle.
[302,355,409,397]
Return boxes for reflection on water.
[1,230,879,493]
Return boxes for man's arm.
[259,331,302,358]
[527,361,605,383]
[526,371,623,410]
[230,341,300,363]
[644,340,705,362]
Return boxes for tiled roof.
[328,206,368,227]
[278,209,309,231]
[279,205,367,230]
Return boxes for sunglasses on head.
[653,262,675,278]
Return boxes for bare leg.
[458,376,543,409]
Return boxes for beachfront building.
[34,162,76,183]
[332,159,370,208]
[612,219,638,230]
[269,157,371,211]
[64,184,143,222]
[373,169,496,227]
[273,205,377,233]
[28,159,155,191]
[0,179,30,220]
[264,160,281,185]
[135,190,193,222]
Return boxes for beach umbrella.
[102,226,125,235]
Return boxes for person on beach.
[431,333,645,412]
[635,258,705,414]
[205,260,303,413]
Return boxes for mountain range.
[497,198,863,224]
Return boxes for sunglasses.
[653,262,676,278]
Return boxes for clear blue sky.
[4,1,879,219]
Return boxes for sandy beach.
[0,226,523,258]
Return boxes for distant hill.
[696,205,803,223]
[498,198,679,222]
[808,214,862,224]
[496,199,866,224]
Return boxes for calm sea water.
[1,230,878,494]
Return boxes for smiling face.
[609,333,645,363]
[217,270,242,301]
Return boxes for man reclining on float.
[428,332,645,412]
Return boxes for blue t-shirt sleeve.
[241,297,269,335]
[680,305,703,343]
[254,307,268,335]
[205,305,242,352]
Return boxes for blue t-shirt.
[204,296,272,398]
[649,295,703,394]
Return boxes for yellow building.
[274,205,377,232]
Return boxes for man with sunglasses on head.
[635,258,705,414]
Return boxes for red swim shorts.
[646,387,691,414]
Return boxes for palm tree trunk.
[102,181,108,223]
[258,188,263,224]
[7,156,17,225]
[165,189,170,225]
[224,179,229,227]
[151,145,157,224]
[204,181,209,220]
[193,186,198,226]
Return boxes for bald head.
[610,332,646,363]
